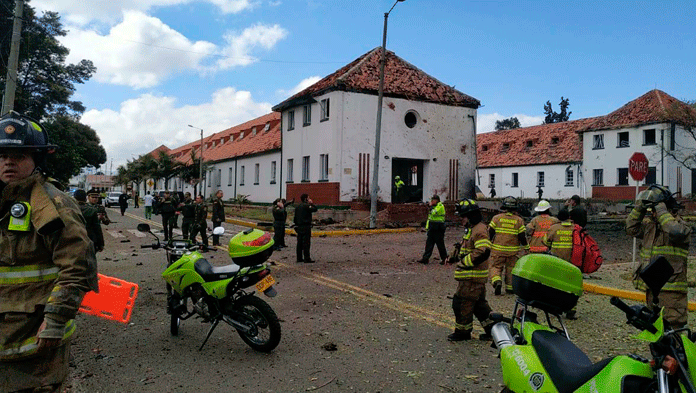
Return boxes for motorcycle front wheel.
[169,293,182,336]
[229,296,281,352]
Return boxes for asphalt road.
[64,207,691,393]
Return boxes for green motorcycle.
[492,253,696,393]
[138,224,281,352]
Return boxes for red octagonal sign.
[629,152,649,181]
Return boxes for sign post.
[628,152,649,267]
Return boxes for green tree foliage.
[43,116,107,183]
[495,117,521,130]
[153,151,182,190]
[543,97,571,124]
[178,149,210,196]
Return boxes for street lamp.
[188,124,204,197]
[370,0,406,229]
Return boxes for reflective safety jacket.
[426,202,445,230]
[394,179,405,190]
[526,214,559,253]
[543,220,574,262]
[626,202,691,293]
[0,174,98,361]
[454,222,492,282]
[489,212,528,256]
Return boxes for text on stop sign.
[630,160,648,173]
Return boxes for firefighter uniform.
[1,174,98,392]
[527,214,559,253]
[627,201,691,328]
[542,220,574,262]
[488,211,528,293]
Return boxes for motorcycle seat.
[532,330,614,393]
[194,258,240,282]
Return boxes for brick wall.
[286,182,340,205]
[386,202,458,223]
[592,186,647,200]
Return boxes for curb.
[583,282,696,311]
[224,217,417,237]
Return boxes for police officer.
[565,194,587,228]
[74,189,105,252]
[272,197,293,250]
[0,112,98,392]
[445,199,495,341]
[159,190,177,241]
[626,184,691,329]
[417,194,447,264]
[393,175,405,203]
[294,193,317,263]
[189,194,209,246]
[180,192,195,240]
[88,188,110,225]
[488,196,528,295]
[211,190,225,246]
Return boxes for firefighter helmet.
[534,200,551,212]
[456,199,480,216]
[640,184,682,210]
[501,196,518,211]
[0,111,57,152]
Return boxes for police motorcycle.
[137,223,281,352]
[491,253,696,393]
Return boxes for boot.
[565,310,577,320]
[447,330,471,341]
[493,281,502,296]
[479,324,493,341]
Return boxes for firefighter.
[0,111,98,392]
[417,194,447,264]
[445,199,495,341]
[542,208,577,319]
[526,200,559,253]
[626,184,691,329]
[488,196,528,295]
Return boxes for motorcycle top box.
[512,254,583,314]
[228,228,275,267]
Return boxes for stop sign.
[629,152,649,181]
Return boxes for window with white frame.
[593,169,603,186]
[618,132,629,148]
[593,134,604,149]
[488,174,495,188]
[565,168,574,186]
[270,161,276,184]
[319,154,329,180]
[320,98,330,121]
[240,166,245,185]
[537,172,545,187]
[228,168,233,186]
[254,163,260,185]
[303,105,311,126]
[302,156,310,181]
[288,110,295,131]
[252,127,257,136]
[617,168,629,185]
[287,159,294,182]
[264,123,270,132]
[217,169,221,187]
[643,129,656,145]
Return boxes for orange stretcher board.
[79,274,139,323]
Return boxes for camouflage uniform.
[78,200,104,252]
[189,203,209,246]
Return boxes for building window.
[593,169,603,186]
[565,168,574,187]
[525,140,533,149]
[302,156,310,181]
[254,163,260,185]
[303,105,311,126]
[208,169,212,187]
[482,145,489,152]
[217,169,221,187]
[240,166,245,186]
[593,134,604,149]
[643,129,656,145]
[287,159,294,182]
[670,128,676,150]
[645,167,657,185]
[618,132,629,148]
[488,174,495,188]
[617,168,629,185]
[228,168,233,186]
[537,172,545,187]
[551,137,560,145]
[319,154,329,181]
[320,98,330,121]
[264,122,270,132]
[288,110,295,131]
[511,173,518,188]
[501,143,510,152]
[270,161,276,184]
[252,127,257,136]
[404,111,418,128]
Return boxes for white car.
[104,192,121,207]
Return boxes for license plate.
[255,275,276,293]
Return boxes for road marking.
[127,229,147,238]
[105,230,124,238]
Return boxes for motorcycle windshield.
[635,308,664,343]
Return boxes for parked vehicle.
[137,223,281,352]
[491,254,696,393]
[104,191,121,207]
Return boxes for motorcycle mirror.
[639,256,674,301]
[137,223,151,233]
[212,226,225,236]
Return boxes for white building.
[272,47,481,205]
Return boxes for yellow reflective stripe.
[454,270,488,279]
[552,243,573,249]
[629,210,642,220]
[463,254,473,267]
[494,228,520,235]
[492,244,521,252]
[640,246,688,258]
[491,276,502,283]
[518,226,526,234]
[658,213,675,226]
[489,222,497,229]
[455,322,473,330]
[0,319,74,359]
[0,266,59,284]
[474,239,492,248]
[663,282,688,292]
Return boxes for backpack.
[571,224,603,273]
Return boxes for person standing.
[118,191,129,216]
[488,196,528,295]
[87,188,110,225]
[133,192,140,208]
[543,208,577,319]
[526,200,559,253]
[211,190,225,246]
[180,192,195,240]
[0,112,98,392]
[489,188,496,198]
[537,186,543,201]
[626,185,691,329]
[159,191,176,241]
[272,198,293,250]
[417,195,447,264]
[565,194,587,228]
[393,176,405,203]
[445,199,495,341]
[294,193,318,263]
[74,189,104,253]
[143,191,154,220]
[189,194,209,246]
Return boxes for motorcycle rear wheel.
[231,296,281,352]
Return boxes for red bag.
[571,224,603,273]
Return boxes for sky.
[28,0,696,172]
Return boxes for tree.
[43,116,107,184]
[495,117,521,130]
[178,149,210,196]
[152,151,182,190]
[661,100,696,169]
[543,97,572,124]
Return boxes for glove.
[37,314,67,340]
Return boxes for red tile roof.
[272,47,480,111]
[477,117,599,168]
[148,145,170,158]
[578,89,696,132]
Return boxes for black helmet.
[74,189,87,202]
[456,199,480,216]
[501,196,518,211]
[0,111,57,152]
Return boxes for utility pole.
[2,0,24,116]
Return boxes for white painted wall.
[477,163,584,200]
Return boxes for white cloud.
[32,0,256,25]
[215,24,288,70]
[276,76,322,98]
[80,88,272,169]
[477,113,544,134]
